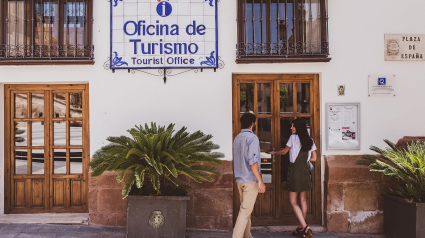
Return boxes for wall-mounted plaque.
[368,75,396,97]
[110,0,218,69]
[385,34,425,61]
[326,103,360,150]
[337,85,345,96]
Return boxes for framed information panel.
[326,103,360,150]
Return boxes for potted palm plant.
[357,140,425,238]
[89,123,223,238]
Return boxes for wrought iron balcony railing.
[0,0,94,62]
[0,44,94,59]
[237,41,329,58]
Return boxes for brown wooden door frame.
[4,84,89,214]
[232,74,321,226]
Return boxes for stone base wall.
[88,161,234,230]
[186,161,233,230]
[324,155,397,234]
[88,171,128,226]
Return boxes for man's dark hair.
[240,113,256,129]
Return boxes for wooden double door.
[4,84,89,213]
[232,74,321,226]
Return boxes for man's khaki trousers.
[232,181,259,238]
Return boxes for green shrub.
[89,123,224,198]
[357,139,425,203]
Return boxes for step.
[252,225,326,233]
[0,213,89,225]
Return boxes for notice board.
[326,103,360,150]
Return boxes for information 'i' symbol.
[156,0,172,17]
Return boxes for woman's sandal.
[291,227,302,237]
[302,225,313,238]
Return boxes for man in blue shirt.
[232,113,266,238]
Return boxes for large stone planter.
[126,195,190,238]
[383,193,425,238]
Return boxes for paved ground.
[186,231,386,238]
[0,223,386,238]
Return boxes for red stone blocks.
[344,183,378,211]
[88,160,234,230]
[326,212,349,232]
[88,171,128,226]
[326,182,344,212]
[186,161,234,230]
[349,211,384,234]
[325,155,388,234]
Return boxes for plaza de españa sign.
[110,0,218,69]
[385,34,425,61]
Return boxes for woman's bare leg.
[289,191,307,228]
[299,192,308,219]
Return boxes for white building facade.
[0,0,424,232]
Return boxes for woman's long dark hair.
[293,118,313,151]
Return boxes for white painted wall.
[2,0,425,159]
[0,0,425,215]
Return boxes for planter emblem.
[149,211,165,229]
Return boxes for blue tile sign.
[378,78,386,85]
[110,0,218,69]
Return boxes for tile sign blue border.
[110,0,218,70]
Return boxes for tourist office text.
[131,56,195,65]
[123,20,209,66]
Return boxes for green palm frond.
[90,123,224,199]
[357,140,425,203]
[122,172,136,198]
[176,166,204,183]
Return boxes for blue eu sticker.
[156,1,172,17]
[378,78,386,85]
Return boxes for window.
[237,0,330,63]
[0,0,93,64]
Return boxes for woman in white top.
[270,119,316,238]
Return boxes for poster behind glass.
[326,103,360,150]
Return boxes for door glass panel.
[280,117,294,147]
[70,149,83,174]
[258,118,272,183]
[31,93,44,118]
[297,117,311,135]
[69,93,83,118]
[15,93,28,118]
[31,149,44,175]
[53,93,66,118]
[257,83,271,114]
[70,121,82,146]
[15,149,28,175]
[14,122,28,147]
[280,117,293,182]
[280,83,294,113]
[240,83,254,113]
[53,149,67,174]
[31,122,44,146]
[54,121,66,145]
[297,83,310,113]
